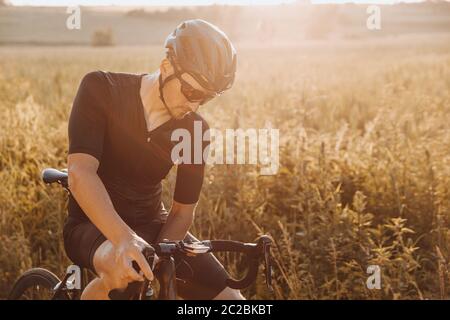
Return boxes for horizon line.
[6,0,433,7]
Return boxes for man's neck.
[140,71,172,132]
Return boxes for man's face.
[162,67,215,120]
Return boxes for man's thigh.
[63,217,107,272]
[159,232,231,300]
[63,216,162,273]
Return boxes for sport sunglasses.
[168,60,221,105]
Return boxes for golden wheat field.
[0,33,450,299]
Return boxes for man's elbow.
[67,153,100,193]
[67,165,82,193]
[67,164,95,193]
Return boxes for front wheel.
[8,268,62,300]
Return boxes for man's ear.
[160,58,174,77]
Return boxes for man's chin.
[174,110,191,120]
[174,113,187,120]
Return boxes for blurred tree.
[91,28,115,47]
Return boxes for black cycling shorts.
[63,213,231,300]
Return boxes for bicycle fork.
[154,256,177,300]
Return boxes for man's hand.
[114,234,155,283]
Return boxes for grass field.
[1,4,450,299]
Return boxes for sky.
[7,0,427,6]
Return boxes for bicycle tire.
[8,268,62,300]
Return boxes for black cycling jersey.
[68,70,210,224]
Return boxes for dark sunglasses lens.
[181,85,206,102]
[178,76,216,104]
[190,90,207,101]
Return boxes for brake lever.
[142,246,156,269]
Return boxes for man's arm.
[156,201,196,242]
[68,153,154,281]
[68,153,135,246]
[157,113,210,242]
[67,71,153,282]
[68,72,137,247]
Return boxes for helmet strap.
[158,73,177,119]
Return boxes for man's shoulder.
[103,71,143,88]
[79,70,106,87]
[80,70,142,88]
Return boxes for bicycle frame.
[155,256,177,300]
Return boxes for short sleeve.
[173,114,210,204]
[68,71,108,161]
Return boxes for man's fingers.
[133,251,154,281]
[126,263,144,282]
[122,256,143,282]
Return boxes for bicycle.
[8,168,273,300]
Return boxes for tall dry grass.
[0,39,449,299]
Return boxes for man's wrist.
[110,224,136,247]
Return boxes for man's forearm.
[156,207,194,242]
[69,169,134,246]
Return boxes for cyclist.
[64,19,240,300]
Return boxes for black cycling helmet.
[164,19,237,94]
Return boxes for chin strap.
[158,73,177,119]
